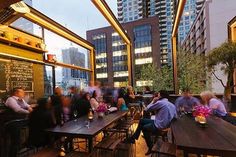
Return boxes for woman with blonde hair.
[200,91,227,117]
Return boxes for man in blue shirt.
[175,88,200,114]
[127,90,177,155]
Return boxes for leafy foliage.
[177,50,209,93]
[207,42,236,102]
[139,64,173,92]
[138,50,208,94]
[208,42,236,76]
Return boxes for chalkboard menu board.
[0,59,33,93]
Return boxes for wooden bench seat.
[95,138,121,151]
[151,142,176,157]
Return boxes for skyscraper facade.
[62,47,87,89]
[117,0,175,65]
[181,0,236,93]
[178,0,197,43]
[87,16,160,87]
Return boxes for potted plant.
[193,105,211,125]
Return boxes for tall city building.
[196,0,205,14]
[11,0,34,34]
[181,0,236,93]
[117,0,176,65]
[87,16,160,87]
[62,47,87,89]
[178,0,197,43]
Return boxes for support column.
[172,37,178,94]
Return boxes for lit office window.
[96,63,107,68]
[113,50,127,57]
[136,80,153,87]
[96,53,107,59]
[134,46,152,54]
[96,73,108,79]
[114,71,128,77]
[114,81,128,87]
[135,58,153,65]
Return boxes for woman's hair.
[54,87,63,96]
[118,88,126,98]
[200,91,216,104]
[37,97,49,109]
[127,86,133,94]
[92,90,97,98]
[82,92,90,100]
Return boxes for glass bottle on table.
[88,108,94,121]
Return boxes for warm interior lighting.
[10,2,30,14]
[92,0,132,86]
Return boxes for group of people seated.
[126,88,236,156]
[2,84,236,156]
[2,82,139,148]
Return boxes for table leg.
[183,151,188,157]
[88,137,93,153]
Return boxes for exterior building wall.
[178,0,197,43]
[117,0,175,65]
[181,0,236,93]
[87,17,160,87]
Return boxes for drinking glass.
[73,110,78,121]
[85,120,90,128]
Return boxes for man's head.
[158,90,169,99]
[12,87,25,98]
[182,87,191,97]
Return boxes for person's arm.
[22,99,33,112]
[5,98,29,114]
[209,99,221,110]
[145,99,163,112]
[129,92,135,99]
[90,98,99,110]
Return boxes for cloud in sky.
[33,0,117,38]
[32,0,117,83]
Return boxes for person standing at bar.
[5,87,33,114]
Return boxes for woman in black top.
[74,92,91,117]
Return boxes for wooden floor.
[30,137,216,157]
[30,123,217,157]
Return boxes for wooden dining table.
[45,111,127,153]
[171,115,236,157]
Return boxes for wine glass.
[73,110,78,121]
[179,106,185,117]
[85,120,90,128]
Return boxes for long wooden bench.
[151,142,176,157]
[93,137,121,157]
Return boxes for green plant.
[177,50,209,93]
[139,64,173,92]
[207,41,236,105]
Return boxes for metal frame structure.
[171,0,186,94]
[0,1,95,82]
[228,16,236,93]
[228,16,236,42]
[0,0,132,85]
[92,0,133,86]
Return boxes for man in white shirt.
[5,87,33,114]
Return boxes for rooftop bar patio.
[0,0,236,157]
